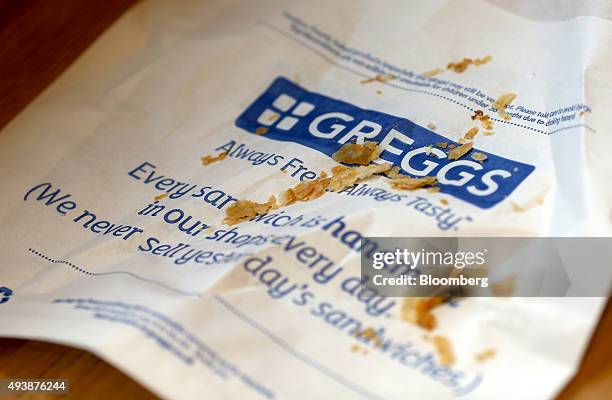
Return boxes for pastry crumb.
[475,348,496,363]
[448,142,473,160]
[255,127,269,135]
[389,176,437,191]
[361,74,397,84]
[430,335,455,366]
[332,141,381,165]
[422,68,445,78]
[224,196,277,225]
[201,151,229,166]
[355,327,384,348]
[401,297,446,331]
[154,193,168,201]
[492,93,517,120]
[471,152,487,162]
[427,123,437,130]
[464,127,479,140]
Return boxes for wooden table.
[0,1,610,398]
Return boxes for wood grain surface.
[0,0,610,399]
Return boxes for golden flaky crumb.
[224,196,277,225]
[225,162,391,225]
[328,164,391,191]
[464,127,479,140]
[401,297,446,331]
[471,110,494,130]
[435,142,448,149]
[440,198,449,205]
[471,110,485,120]
[427,123,437,130]
[428,187,441,193]
[422,68,445,78]
[386,166,436,191]
[447,55,492,73]
[483,131,496,136]
[474,55,493,65]
[389,176,437,191]
[448,142,473,160]
[475,348,496,363]
[447,58,472,73]
[355,327,384,348]
[281,172,330,206]
[431,335,456,366]
[154,193,168,201]
[361,74,396,84]
[492,93,517,121]
[332,142,381,165]
[255,127,269,135]
[201,151,229,166]
[471,152,488,162]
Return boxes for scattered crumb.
[428,186,441,193]
[471,110,494,130]
[401,297,446,331]
[435,142,447,149]
[471,152,488,162]
[447,55,492,73]
[355,327,384,348]
[422,68,445,78]
[332,142,381,165]
[479,116,494,130]
[226,160,391,225]
[255,127,269,135]
[440,198,449,205]
[154,193,168,201]
[448,142,473,160]
[475,348,496,363]
[492,93,517,120]
[389,176,437,191]
[427,123,437,130]
[471,110,484,120]
[350,344,369,355]
[361,74,396,84]
[474,55,493,66]
[430,335,456,366]
[201,151,229,166]
[447,58,472,73]
[449,144,456,149]
[281,172,330,206]
[464,127,479,140]
[327,164,391,192]
[376,90,382,95]
[483,131,496,136]
[490,275,517,296]
[223,196,277,225]
[498,109,512,121]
